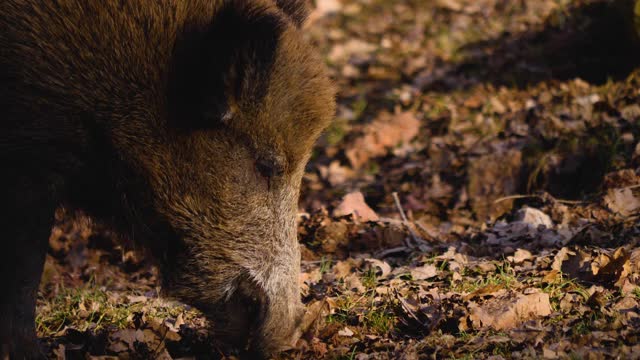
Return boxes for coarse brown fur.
[0,0,335,358]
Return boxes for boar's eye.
[255,157,284,181]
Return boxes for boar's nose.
[208,277,269,356]
[249,290,304,357]
[209,275,302,358]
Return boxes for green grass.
[539,273,589,311]
[325,290,396,336]
[326,293,358,325]
[320,256,333,275]
[451,261,517,293]
[36,281,190,337]
[361,269,378,289]
[336,346,358,360]
[36,284,138,335]
[363,307,395,335]
[573,319,592,336]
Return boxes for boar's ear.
[168,1,286,130]
[274,0,310,27]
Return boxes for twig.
[493,193,584,205]
[392,192,410,223]
[375,246,410,258]
[493,194,537,204]
[392,192,428,248]
[152,321,169,357]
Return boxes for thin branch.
[493,194,538,204]
[493,193,584,205]
[392,192,428,248]
[375,246,410,258]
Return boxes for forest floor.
[39,0,640,359]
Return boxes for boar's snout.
[208,273,303,357]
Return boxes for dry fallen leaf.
[332,260,354,279]
[300,268,322,286]
[552,247,575,271]
[318,161,355,187]
[344,273,366,293]
[338,327,354,337]
[516,207,553,228]
[333,192,379,222]
[108,329,138,354]
[464,284,506,301]
[410,264,438,280]
[126,295,148,304]
[365,258,392,279]
[604,188,640,217]
[543,269,561,283]
[595,247,631,288]
[436,0,463,11]
[327,39,376,64]
[311,0,342,18]
[508,249,534,264]
[468,292,552,330]
[345,111,420,169]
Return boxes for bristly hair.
[274,0,310,27]
[168,0,287,130]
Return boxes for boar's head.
[1,0,331,356]
[122,0,334,356]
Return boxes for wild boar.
[0,0,335,358]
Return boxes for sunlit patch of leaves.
[37,279,192,338]
[36,281,137,335]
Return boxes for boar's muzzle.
[204,274,303,358]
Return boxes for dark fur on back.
[0,0,334,357]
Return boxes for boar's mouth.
[199,275,270,356]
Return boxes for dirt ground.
[39,0,640,359]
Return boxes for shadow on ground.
[417,1,640,91]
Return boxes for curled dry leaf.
[551,247,575,271]
[365,258,392,279]
[593,247,631,288]
[557,247,631,287]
